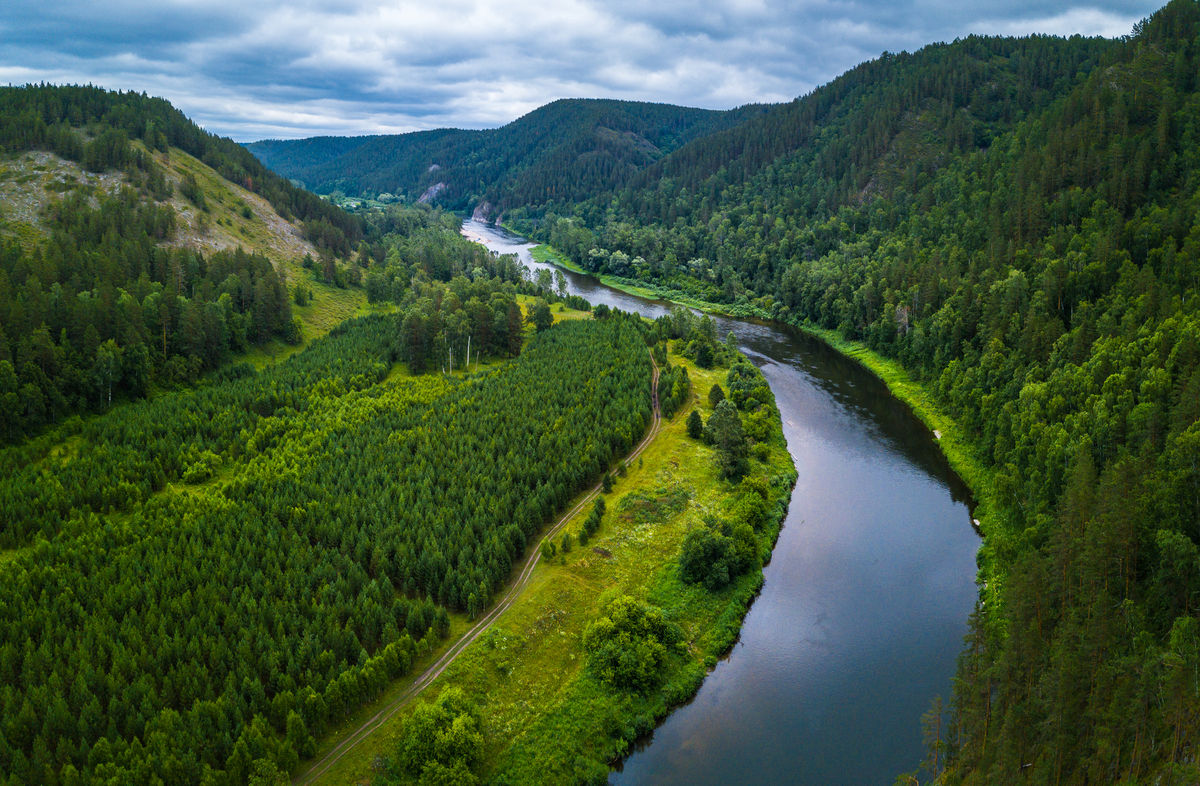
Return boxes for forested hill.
[2,85,361,252]
[0,85,365,440]
[508,31,1118,287]
[245,98,770,213]
[506,1,1200,781]
[243,134,377,180]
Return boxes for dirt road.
[296,352,662,784]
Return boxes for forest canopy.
[0,310,653,783]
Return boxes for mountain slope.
[0,85,371,441]
[509,32,1116,289]
[246,98,770,213]
[243,134,376,179]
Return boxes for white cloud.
[976,7,1143,37]
[0,0,1162,140]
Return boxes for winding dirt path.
[295,351,662,784]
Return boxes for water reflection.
[462,219,980,785]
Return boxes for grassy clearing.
[241,290,379,370]
[550,301,592,323]
[514,293,594,327]
[310,348,796,785]
[294,287,373,336]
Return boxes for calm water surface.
[463,220,980,785]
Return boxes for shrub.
[678,518,757,590]
[705,399,748,479]
[392,688,483,784]
[582,595,682,692]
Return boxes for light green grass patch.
[530,243,587,275]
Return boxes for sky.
[0,0,1165,141]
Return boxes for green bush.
[582,595,682,692]
[182,450,221,484]
[678,518,757,590]
[390,688,483,784]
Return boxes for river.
[462,219,981,785]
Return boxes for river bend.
[463,220,980,785]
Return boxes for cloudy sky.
[0,0,1163,141]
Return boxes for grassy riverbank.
[527,239,995,531]
[527,242,771,320]
[793,324,996,522]
[312,347,796,785]
[785,321,1009,618]
[525,234,1000,611]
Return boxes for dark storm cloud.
[0,0,1164,140]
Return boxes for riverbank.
[526,237,996,543]
[791,324,996,522]
[311,346,796,784]
[464,217,980,782]
[528,237,1004,619]
[526,242,771,320]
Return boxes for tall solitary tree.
[529,299,553,332]
[706,399,748,479]
[94,340,122,406]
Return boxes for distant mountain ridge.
[246,134,379,182]
[245,98,770,213]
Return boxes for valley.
[4,1,1200,783]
